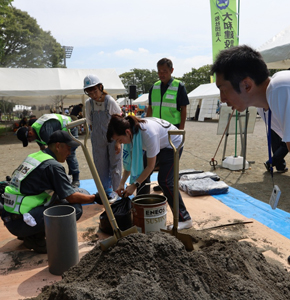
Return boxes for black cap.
[47,130,79,148]
[17,127,29,147]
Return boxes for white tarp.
[133,93,149,105]
[258,25,290,69]
[0,68,126,106]
[187,83,220,121]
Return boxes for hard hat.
[83,75,102,90]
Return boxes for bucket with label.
[131,194,167,234]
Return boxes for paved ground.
[1,117,290,212]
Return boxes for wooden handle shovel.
[66,119,138,251]
[161,130,193,251]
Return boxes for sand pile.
[30,232,290,300]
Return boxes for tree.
[0,6,64,68]
[0,0,13,24]
[120,68,159,96]
[178,64,212,93]
[0,97,16,116]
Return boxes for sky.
[11,0,290,77]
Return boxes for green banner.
[210,0,239,63]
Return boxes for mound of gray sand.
[30,232,290,300]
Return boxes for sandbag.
[180,172,220,182]
[99,197,132,235]
[179,177,229,196]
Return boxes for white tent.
[258,25,290,69]
[187,83,220,121]
[0,68,126,106]
[133,93,149,105]
[116,97,129,106]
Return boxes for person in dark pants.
[70,103,83,121]
[257,108,288,173]
[264,129,288,173]
[16,113,81,188]
[107,114,192,230]
[1,130,95,253]
[146,58,189,191]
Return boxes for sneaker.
[23,235,47,254]
[107,191,118,204]
[167,219,193,230]
[72,180,80,188]
[277,168,288,173]
[153,185,162,192]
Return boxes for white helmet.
[83,74,102,90]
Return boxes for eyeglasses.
[84,87,99,96]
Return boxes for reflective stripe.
[151,79,181,124]
[167,86,178,91]
[32,114,71,144]
[25,156,42,167]
[161,102,177,108]
[15,204,20,213]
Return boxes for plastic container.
[44,205,79,275]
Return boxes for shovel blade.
[161,228,193,251]
[100,226,139,251]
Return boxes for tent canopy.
[187,83,219,100]
[258,25,290,69]
[116,97,129,106]
[133,93,149,105]
[0,68,126,106]
[187,83,220,121]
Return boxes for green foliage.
[0,6,64,68]
[120,68,159,95]
[177,64,212,93]
[0,0,13,24]
[0,98,15,114]
[119,65,212,97]
[268,69,284,76]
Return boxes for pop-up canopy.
[0,68,126,105]
[258,25,290,69]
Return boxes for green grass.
[0,124,13,135]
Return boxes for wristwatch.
[133,181,140,188]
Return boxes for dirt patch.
[29,231,290,300]
[0,251,46,275]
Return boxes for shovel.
[161,130,193,251]
[66,118,138,251]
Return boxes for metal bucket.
[44,205,79,275]
[131,194,167,234]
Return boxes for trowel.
[66,118,138,251]
[161,130,193,251]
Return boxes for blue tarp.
[80,174,290,240]
[214,187,290,239]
